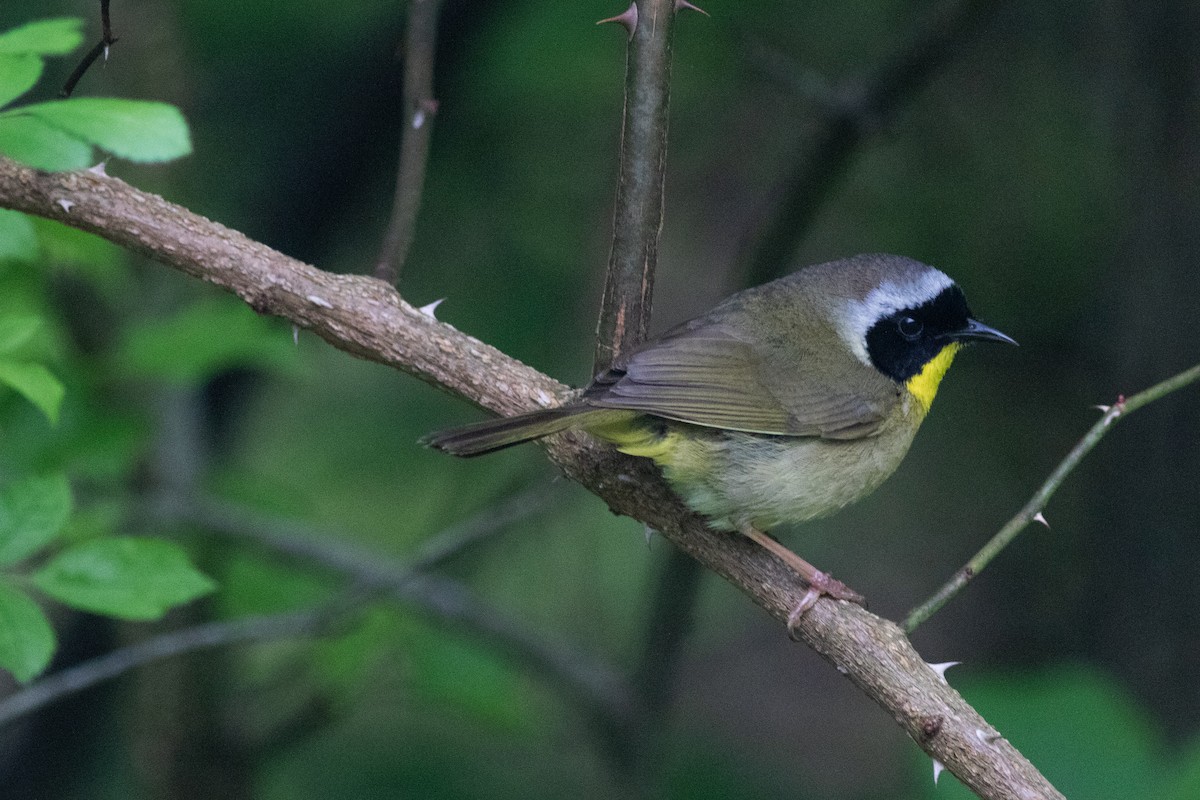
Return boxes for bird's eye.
[897,316,923,340]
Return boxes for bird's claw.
[786,570,867,640]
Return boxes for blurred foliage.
[0,1,1196,799]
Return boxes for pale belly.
[653,407,923,532]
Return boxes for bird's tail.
[421,405,609,457]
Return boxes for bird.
[423,253,1016,626]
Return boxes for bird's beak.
[954,318,1018,346]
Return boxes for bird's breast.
[647,399,924,531]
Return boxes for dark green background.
[1,1,1198,797]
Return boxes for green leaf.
[0,115,93,170]
[0,314,42,355]
[0,473,72,566]
[10,98,192,163]
[117,299,303,384]
[0,207,38,261]
[33,537,216,620]
[0,358,64,423]
[0,582,56,682]
[0,54,42,109]
[0,18,85,56]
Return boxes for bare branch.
[740,0,1000,285]
[373,0,445,284]
[61,0,118,98]
[904,362,1200,632]
[594,0,682,373]
[160,491,631,726]
[0,156,1062,798]
[0,606,334,729]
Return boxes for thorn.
[306,294,333,309]
[932,759,945,785]
[413,98,439,130]
[87,161,108,177]
[644,524,657,547]
[675,0,709,14]
[103,43,111,61]
[1112,394,1127,418]
[419,298,445,319]
[927,661,960,682]
[975,728,1002,744]
[1096,394,1127,425]
[597,3,638,39]
[55,198,75,213]
[292,325,300,345]
[1033,511,1049,529]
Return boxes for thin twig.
[620,550,703,785]
[0,157,1066,798]
[591,6,699,790]
[903,362,1200,633]
[0,605,338,728]
[160,491,631,724]
[167,484,554,575]
[593,0,682,374]
[373,0,445,285]
[60,0,118,98]
[740,0,1000,285]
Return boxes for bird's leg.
[738,525,866,634]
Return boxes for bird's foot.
[737,524,866,638]
[785,569,866,640]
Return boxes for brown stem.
[373,0,444,284]
[593,0,680,374]
[61,0,118,98]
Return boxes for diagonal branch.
[740,0,1001,285]
[0,156,1062,799]
[903,363,1200,632]
[0,604,336,728]
[156,490,630,721]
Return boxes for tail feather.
[422,406,605,456]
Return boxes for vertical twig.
[590,5,702,794]
[60,0,118,98]
[593,0,682,374]
[373,0,445,285]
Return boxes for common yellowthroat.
[425,254,1015,621]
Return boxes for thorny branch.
[0,156,1065,799]
[593,0,681,374]
[903,363,1200,633]
[373,0,445,284]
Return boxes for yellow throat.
[905,342,961,411]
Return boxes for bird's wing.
[585,325,896,438]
